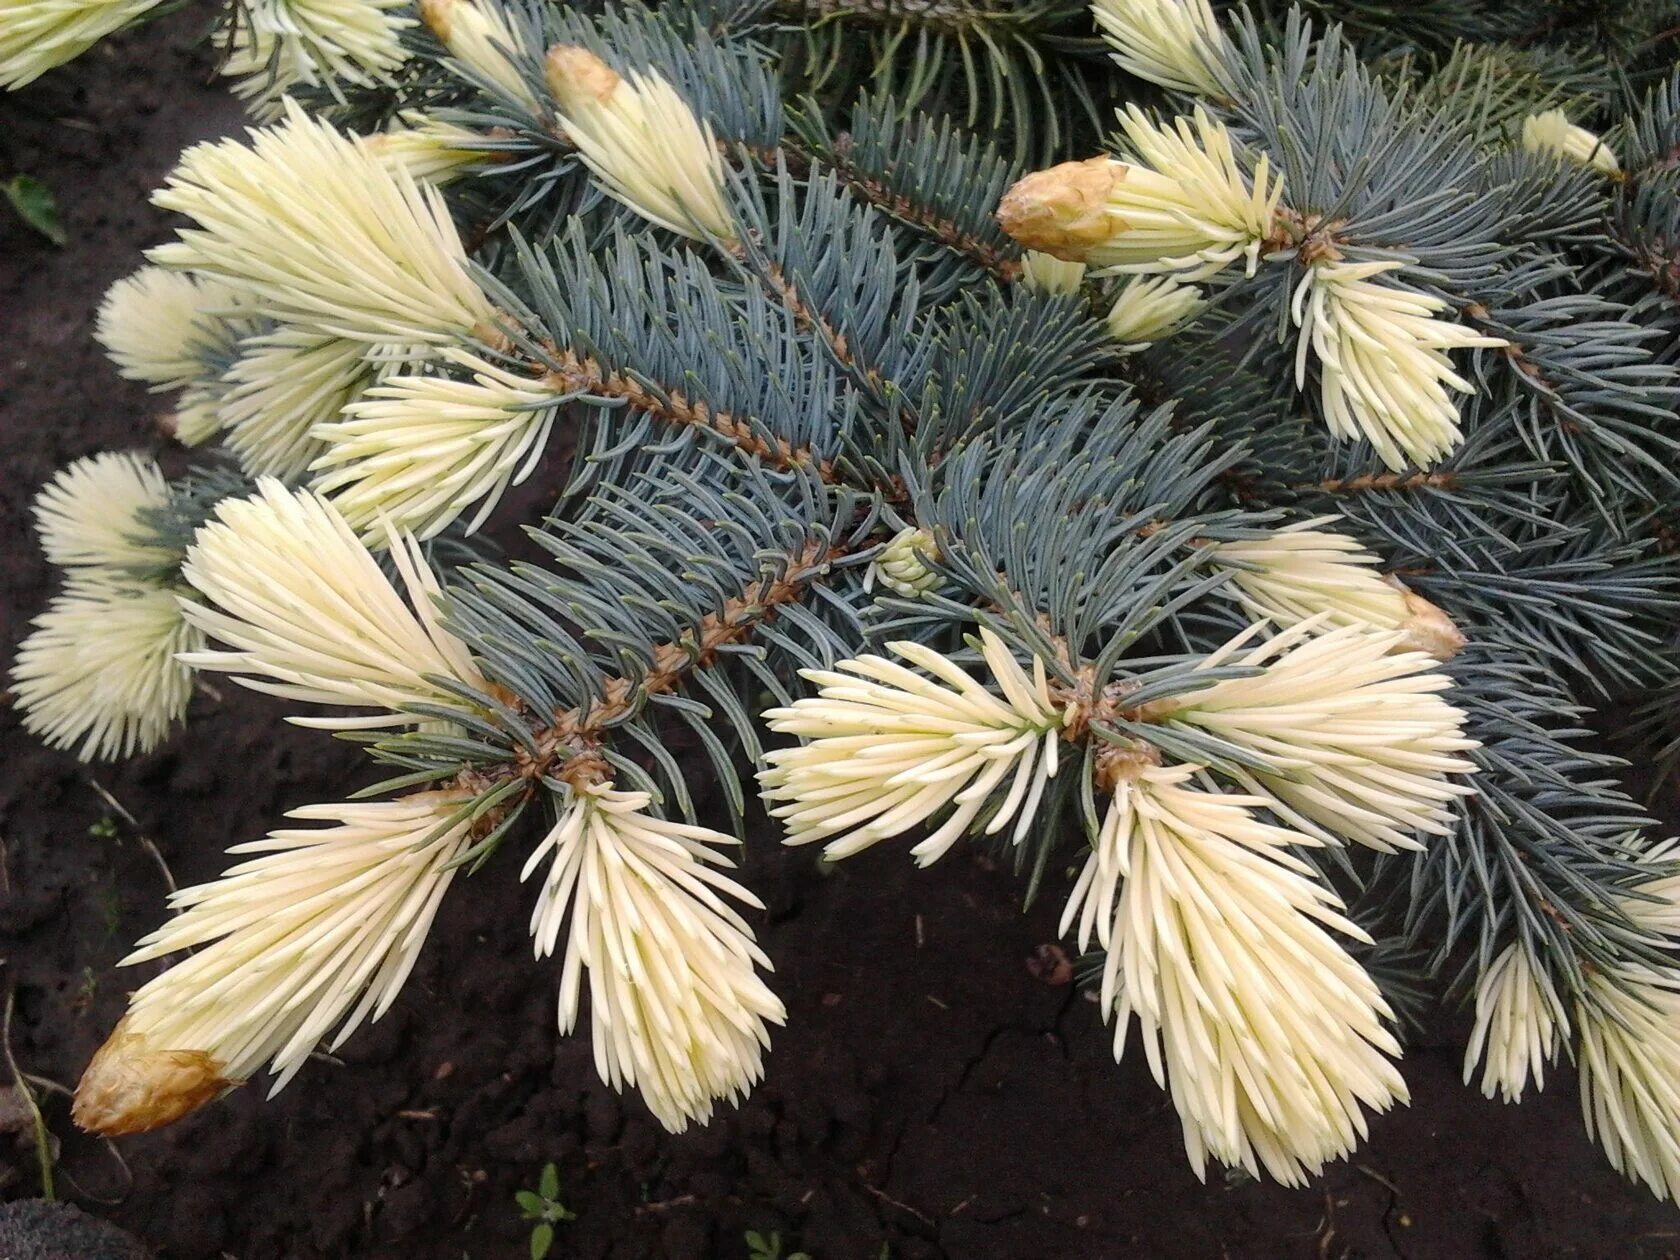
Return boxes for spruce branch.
[26,0,1680,1208]
[775,0,1074,38]
[493,532,858,791]
[767,0,1107,164]
[783,94,1027,281]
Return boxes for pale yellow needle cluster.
[98,102,545,535]
[14,584,202,761]
[73,794,474,1135]
[312,350,561,540]
[98,264,366,478]
[150,98,499,346]
[1292,259,1505,471]
[1522,108,1619,175]
[1211,518,1468,662]
[997,106,1281,278]
[760,629,1066,865]
[13,453,202,760]
[214,331,369,480]
[1090,0,1229,96]
[1213,521,1411,632]
[1042,614,1475,1181]
[1104,274,1205,351]
[0,0,164,89]
[1574,843,1680,1201]
[1169,619,1478,852]
[96,267,234,392]
[365,112,494,185]
[218,0,413,119]
[522,781,785,1132]
[178,479,488,728]
[1579,972,1680,1201]
[1019,251,1088,295]
[1464,942,1564,1104]
[32,450,175,572]
[1060,762,1406,1185]
[865,526,943,598]
[420,0,537,109]
[137,101,557,533]
[544,45,735,242]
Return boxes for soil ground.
[4,16,1680,1259]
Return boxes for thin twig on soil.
[86,776,177,894]
[1354,1164,1402,1197]
[20,1071,134,1204]
[634,1193,697,1214]
[862,1182,934,1227]
[1316,1188,1339,1260]
[1,986,54,1199]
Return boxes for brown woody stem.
[781,135,1023,282]
[534,344,829,476]
[1309,470,1460,494]
[454,536,852,806]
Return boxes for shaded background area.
[3,18,1680,1257]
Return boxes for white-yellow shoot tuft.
[760,629,1065,865]
[32,451,174,572]
[311,350,560,540]
[1292,259,1505,471]
[1214,521,1410,631]
[997,106,1282,277]
[1213,520,1467,659]
[1575,842,1680,1200]
[1090,0,1230,97]
[1060,762,1406,1185]
[12,582,202,762]
[96,267,235,391]
[1166,618,1478,852]
[0,0,165,90]
[149,99,499,346]
[1018,251,1088,295]
[420,0,537,108]
[1522,109,1619,175]
[216,331,370,481]
[1464,942,1564,1104]
[73,793,473,1135]
[365,111,494,184]
[1104,274,1205,350]
[178,480,488,727]
[1578,963,1680,1202]
[522,780,784,1133]
[218,0,413,119]
[865,526,942,598]
[544,44,735,242]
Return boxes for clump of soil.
[0,1199,149,1260]
[5,16,1680,1259]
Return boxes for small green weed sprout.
[745,1229,811,1260]
[514,1163,574,1260]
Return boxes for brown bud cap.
[1387,579,1466,662]
[1093,742,1164,793]
[996,157,1122,261]
[72,1018,234,1136]
[419,0,454,41]
[545,44,620,110]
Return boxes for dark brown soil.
[4,18,1680,1259]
